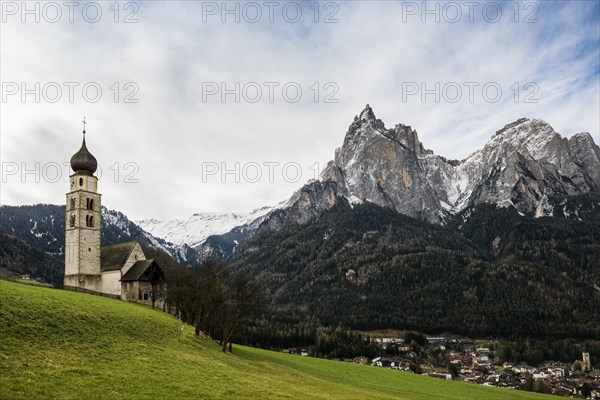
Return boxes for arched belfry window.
[79,178,83,187]
[71,198,76,210]
[90,199,94,210]
[70,214,75,227]
[89,216,94,227]
[85,215,90,227]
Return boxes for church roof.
[70,134,97,175]
[121,259,164,282]
[100,241,139,272]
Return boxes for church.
[63,120,166,305]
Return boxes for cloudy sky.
[1,0,599,220]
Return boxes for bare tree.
[166,259,265,351]
[165,267,198,323]
[218,270,266,352]
[192,258,230,337]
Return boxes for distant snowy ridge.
[136,205,277,250]
[102,207,197,264]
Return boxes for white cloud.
[1,0,598,220]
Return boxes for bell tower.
[64,118,102,291]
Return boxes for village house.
[423,372,452,380]
[426,336,446,345]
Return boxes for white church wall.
[121,244,146,276]
[101,271,122,296]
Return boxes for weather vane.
[82,116,87,135]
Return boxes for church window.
[86,199,90,209]
[143,293,149,301]
[79,178,83,187]
[89,199,94,210]
[71,198,76,210]
[88,247,91,252]
[89,216,94,227]
[70,214,75,227]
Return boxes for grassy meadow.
[0,280,559,399]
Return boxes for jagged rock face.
[262,181,342,231]
[435,118,599,216]
[168,106,600,258]
[272,106,600,230]
[569,132,600,189]
[321,105,443,224]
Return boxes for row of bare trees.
[166,258,266,352]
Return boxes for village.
[281,335,600,399]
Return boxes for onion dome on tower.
[70,117,97,175]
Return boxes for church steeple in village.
[64,118,102,291]
[63,119,166,304]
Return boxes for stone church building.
[63,122,166,305]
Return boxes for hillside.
[0,234,64,283]
[0,280,557,400]
[232,200,600,340]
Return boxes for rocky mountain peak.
[570,131,598,149]
[487,118,559,159]
[345,104,385,144]
[145,106,600,260]
[321,105,443,224]
[323,106,598,224]
[492,117,531,138]
[345,105,430,156]
[389,124,430,156]
[357,104,376,121]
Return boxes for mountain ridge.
[137,105,600,260]
[136,206,276,251]
[249,105,600,242]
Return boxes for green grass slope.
[0,281,557,400]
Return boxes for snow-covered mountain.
[136,206,276,251]
[278,105,600,227]
[102,207,197,263]
[421,117,599,217]
[135,105,600,260]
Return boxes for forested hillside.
[232,195,600,340]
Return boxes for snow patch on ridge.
[136,205,278,249]
[346,195,363,208]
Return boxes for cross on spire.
[82,116,87,136]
